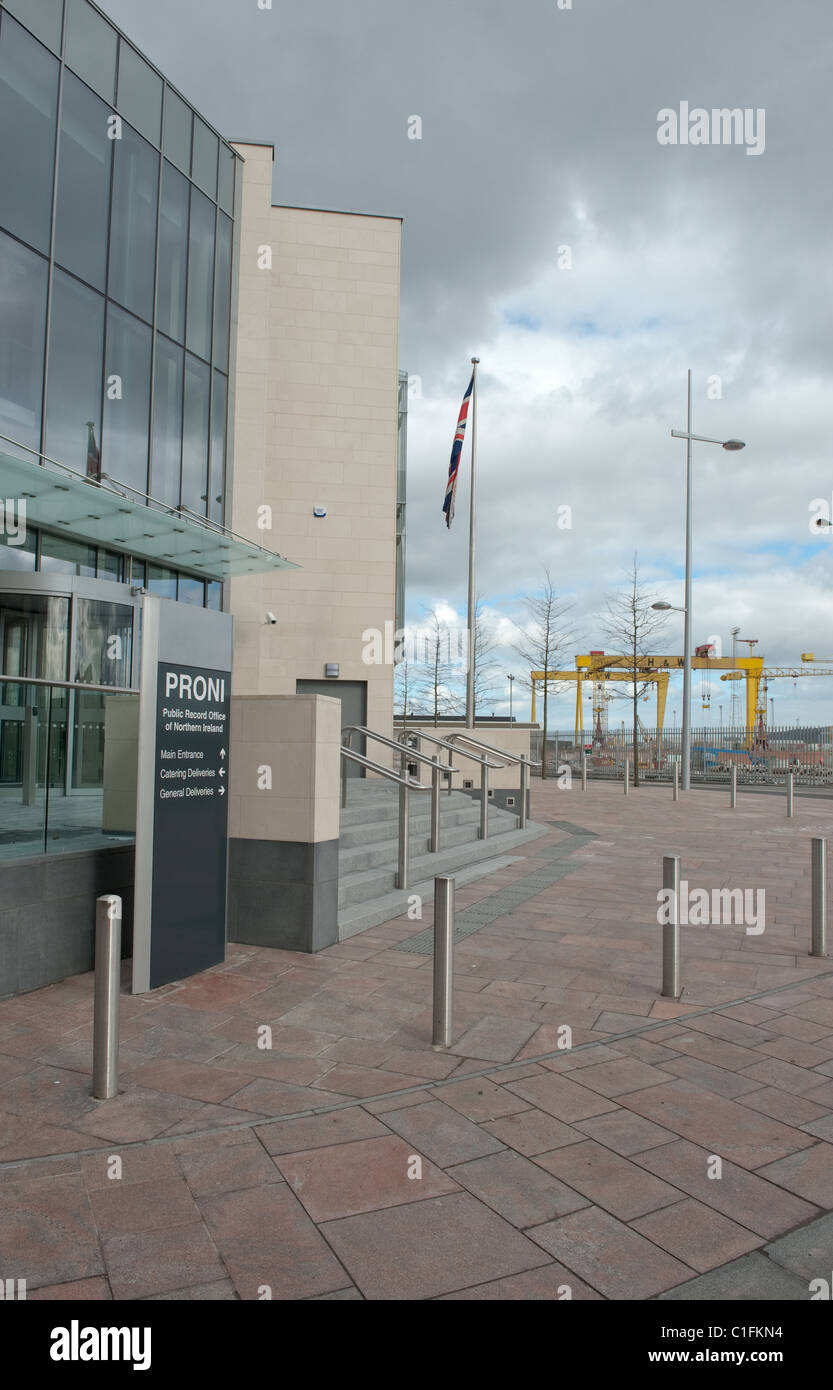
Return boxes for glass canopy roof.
[0,450,298,580]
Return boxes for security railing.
[535,725,833,788]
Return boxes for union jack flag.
[442,373,474,528]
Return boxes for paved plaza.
[2,780,833,1300]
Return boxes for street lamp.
[670,370,746,790]
[508,673,515,721]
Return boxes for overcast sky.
[101,0,833,728]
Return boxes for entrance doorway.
[296,679,367,776]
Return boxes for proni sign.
[164,671,227,703]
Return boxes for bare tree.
[512,569,574,778]
[472,595,501,718]
[421,607,457,727]
[599,554,668,788]
[393,645,417,720]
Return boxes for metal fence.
[530,725,833,787]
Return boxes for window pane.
[218,145,235,216]
[97,549,123,581]
[44,270,104,474]
[150,335,182,508]
[0,231,47,457]
[0,527,37,571]
[162,86,191,173]
[108,122,158,322]
[102,304,151,497]
[74,598,133,685]
[54,72,111,291]
[2,0,63,54]
[177,575,204,607]
[209,370,226,525]
[0,15,59,253]
[40,533,96,576]
[147,564,176,600]
[181,353,209,513]
[116,43,162,146]
[191,116,218,198]
[186,187,215,360]
[0,592,69,680]
[156,161,188,342]
[213,212,232,373]
[205,580,222,611]
[130,558,146,587]
[64,0,116,104]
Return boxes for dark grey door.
[296,679,367,777]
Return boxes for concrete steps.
[336,783,548,938]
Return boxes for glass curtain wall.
[0,0,238,523]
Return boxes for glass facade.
[0,0,239,523]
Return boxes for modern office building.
[0,0,404,996]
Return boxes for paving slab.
[320,1192,550,1300]
[659,1251,810,1301]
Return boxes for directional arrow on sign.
[219,786,225,796]
[219,768,226,778]
[220,748,226,760]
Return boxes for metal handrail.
[340,745,426,789]
[339,745,426,892]
[343,724,459,854]
[394,727,504,841]
[445,731,541,769]
[420,729,538,832]
[396,726,503,769]
[343,725,458,774]
[0,672,137,695]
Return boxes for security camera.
[266,612,277,625]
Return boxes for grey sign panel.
[133,597,233,993]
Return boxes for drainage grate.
[393,826,598,954]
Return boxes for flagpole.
[465,356,479,728]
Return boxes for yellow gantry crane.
[721,666,833,732]
[531,651,765,743]
[529,668,670,743]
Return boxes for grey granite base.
[0,845,135,1000]
[228,837,339,954]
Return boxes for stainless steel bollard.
[673,764,679,802]
[519,757,529,828]
[480,763,489,839]
[624,758,629,795]
[397,781,409,890]
[432,875,455,1048]
[92,894,122,1099]
[787,773,794,819]
[731,765,737,809]
[430,760,441,853]
[661,855,681,999]
[811,838,828,957]
[581,750,587,792]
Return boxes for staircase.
[337,782,548,939]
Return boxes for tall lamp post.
[669,370,745,790]
[507,673,515,722]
